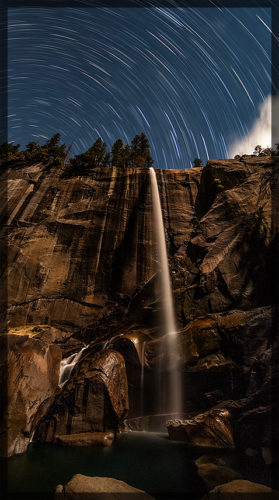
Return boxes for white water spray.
[149,167,182,415]
[58,346,88,387]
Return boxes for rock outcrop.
[35,349,128,442]
[55,431,114,447]
[55,474,155,499]
[167,408,234,448]
[0,328,61,456]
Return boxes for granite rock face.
[4,159,277,334]
[4,165,155,331]
[2,157,279,465]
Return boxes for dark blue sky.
[8,5,273,168]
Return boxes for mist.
[228,94,279,157]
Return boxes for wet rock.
[35,349,128,442]
[202,479,279,499]
[55,474,155,499]
[55,431,114,447]
[195,455,242,491]
[0,332,61,457]
[167,408,234,448]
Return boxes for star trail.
[8,4,273,168]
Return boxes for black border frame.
[0,1,278,499]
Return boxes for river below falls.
[3,431,240,500]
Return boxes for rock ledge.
[55,432,114,447]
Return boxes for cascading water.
[58,334,125,389]
[149,167,182,416]
[58,345,88,387]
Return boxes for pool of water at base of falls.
[3,432,240,500]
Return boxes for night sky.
[8,3,276,168]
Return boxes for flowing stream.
[149,167,182,415]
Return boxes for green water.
[2,432,209,500]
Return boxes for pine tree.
[24,141,45,164]
[253,145,263,156]
[119,144,131,168]
[130,132,153,168]
[0,142,20,163]
[70,137,109,171]
[193,158,203,167]
[111,139,124,167]
[42,133,66,165]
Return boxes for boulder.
[55,474,155,499]
[55,431,114,447]
[167,408,234,448]
[195,455,242,491]
[35,349,129,442]
[202,479,279,499]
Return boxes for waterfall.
[149,167,182,415]
[140,341,146,416]
[29,429,36,443]
[58,345,88,387]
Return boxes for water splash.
[149,167,182,415]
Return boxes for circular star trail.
[8,5,272,168]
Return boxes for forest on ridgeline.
[0,133,153,173]
[0,132,278,172]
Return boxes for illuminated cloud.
[229,95,279,157]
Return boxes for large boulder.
[0,331,61,457]
[202,479,279,499]
[195,455,242,491]
[167,408,234,448]
[35,349,129,441]
[55,474,155,499]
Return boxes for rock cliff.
[1,156,278,487]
